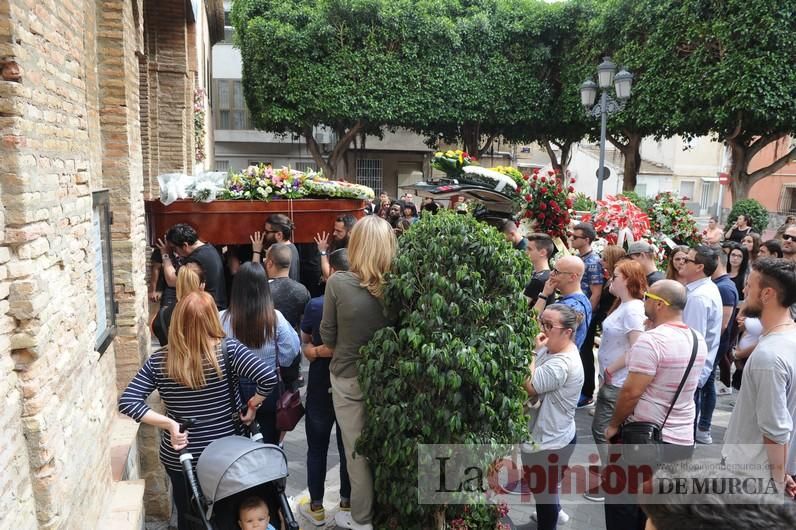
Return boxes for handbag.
[220,337,247,436]
[619,329,699,465]
[274,329,305,432]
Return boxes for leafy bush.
[618,191,650,211]
[572,192,596,213]
[724,199,769,234]
[358,211,536,529]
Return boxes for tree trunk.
[460,122,495,159]
[303,121,364,181]
[725,134,796,202]
[608,132,642,192]
[542,139,574,175]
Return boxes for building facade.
[0,1,222,528]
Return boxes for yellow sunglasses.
[643,292,671,306]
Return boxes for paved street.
[280,356,735,530]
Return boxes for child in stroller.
[179,420,299,530]
[238,495,275,530]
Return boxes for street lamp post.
[581,57,633,200]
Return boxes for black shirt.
[514,237,528,251]
[524,269,551,305]
[185,244,227,309]
[269,277,311,330]
[728,226,752,243]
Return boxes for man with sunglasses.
[604,280,708,530]
[680,245,723,443]
[533,255,592,351]
[782,224,796,262]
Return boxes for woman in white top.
[731,309,763,390]
[522,303,585,530]
[591,260,648,471]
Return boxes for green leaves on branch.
[357,211,537,528]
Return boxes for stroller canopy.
[196,436,289,506]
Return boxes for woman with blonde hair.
[153,264,205,346]
[320,215,396,530]
[120,291,276,529]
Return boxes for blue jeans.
[306,358,351,504]
[521,435,577,530]
[695,369,716,432]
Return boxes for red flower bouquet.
[518,169,574,238]
[582,195,650,245]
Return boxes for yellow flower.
[435,152,443,157]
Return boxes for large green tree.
[415,0,567,157]
[232,0,449,179]
[656,0,796,201]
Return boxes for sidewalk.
[283,371,736,530]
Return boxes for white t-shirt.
[627,323,708,445]
[722,329,796,475]
[597,299,646,387]
[526,346,584,452]
[737,317,763,351]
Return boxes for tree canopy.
[232,0,796,199]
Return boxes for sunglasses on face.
[551,268,574,276]
[540,320,566,332]
[783,234,796,242]
[643,292,671,306]
[683,258,697,264]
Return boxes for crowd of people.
[122,198,796,530]
[510,216,796,529]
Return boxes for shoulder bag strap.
[661,329,699,429]
[220,337,243,428]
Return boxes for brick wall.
[0,0,217,526]
[0,0,120,526]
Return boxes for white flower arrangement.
[461,165,518,192]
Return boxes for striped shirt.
[118,338,277,471]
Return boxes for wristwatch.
[320,251,327,256]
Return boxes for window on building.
[222,11,235,42]
[780,186,796,213]
[215,160,230,172]
[356,159,383,195]
[213,79,251,130]
[680,180,695,200]
[294,161,318,173]
[92,190,117,354]
[634,183,647,197]
[248,160,271,167]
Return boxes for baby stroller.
[179,420,299,530]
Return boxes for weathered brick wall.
[0,0,122,526]
[143,0,193,197]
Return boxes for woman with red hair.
[585,259,649,501]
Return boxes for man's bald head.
[557,255,585,278]
[649,279,687,311]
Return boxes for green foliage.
[358,211,535,528]
[725,199,769,234]
[646,192,702,247]
[618,191,650,212]
[572,192,596,213]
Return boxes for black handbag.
[619,329,698,465]
[220,337,247,436]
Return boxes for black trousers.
[579,316,600,398]
[603,443,694,530]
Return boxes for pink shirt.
[627,322,708,445]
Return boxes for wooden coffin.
[144,199,367,245]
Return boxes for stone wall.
[0,0,123,526]
[0,0,219,527]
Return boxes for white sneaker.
[530,509,569,524]
[334,510,373,530]
[716,384,732,396]
[695,429,713,445]
[298,502,328,527]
